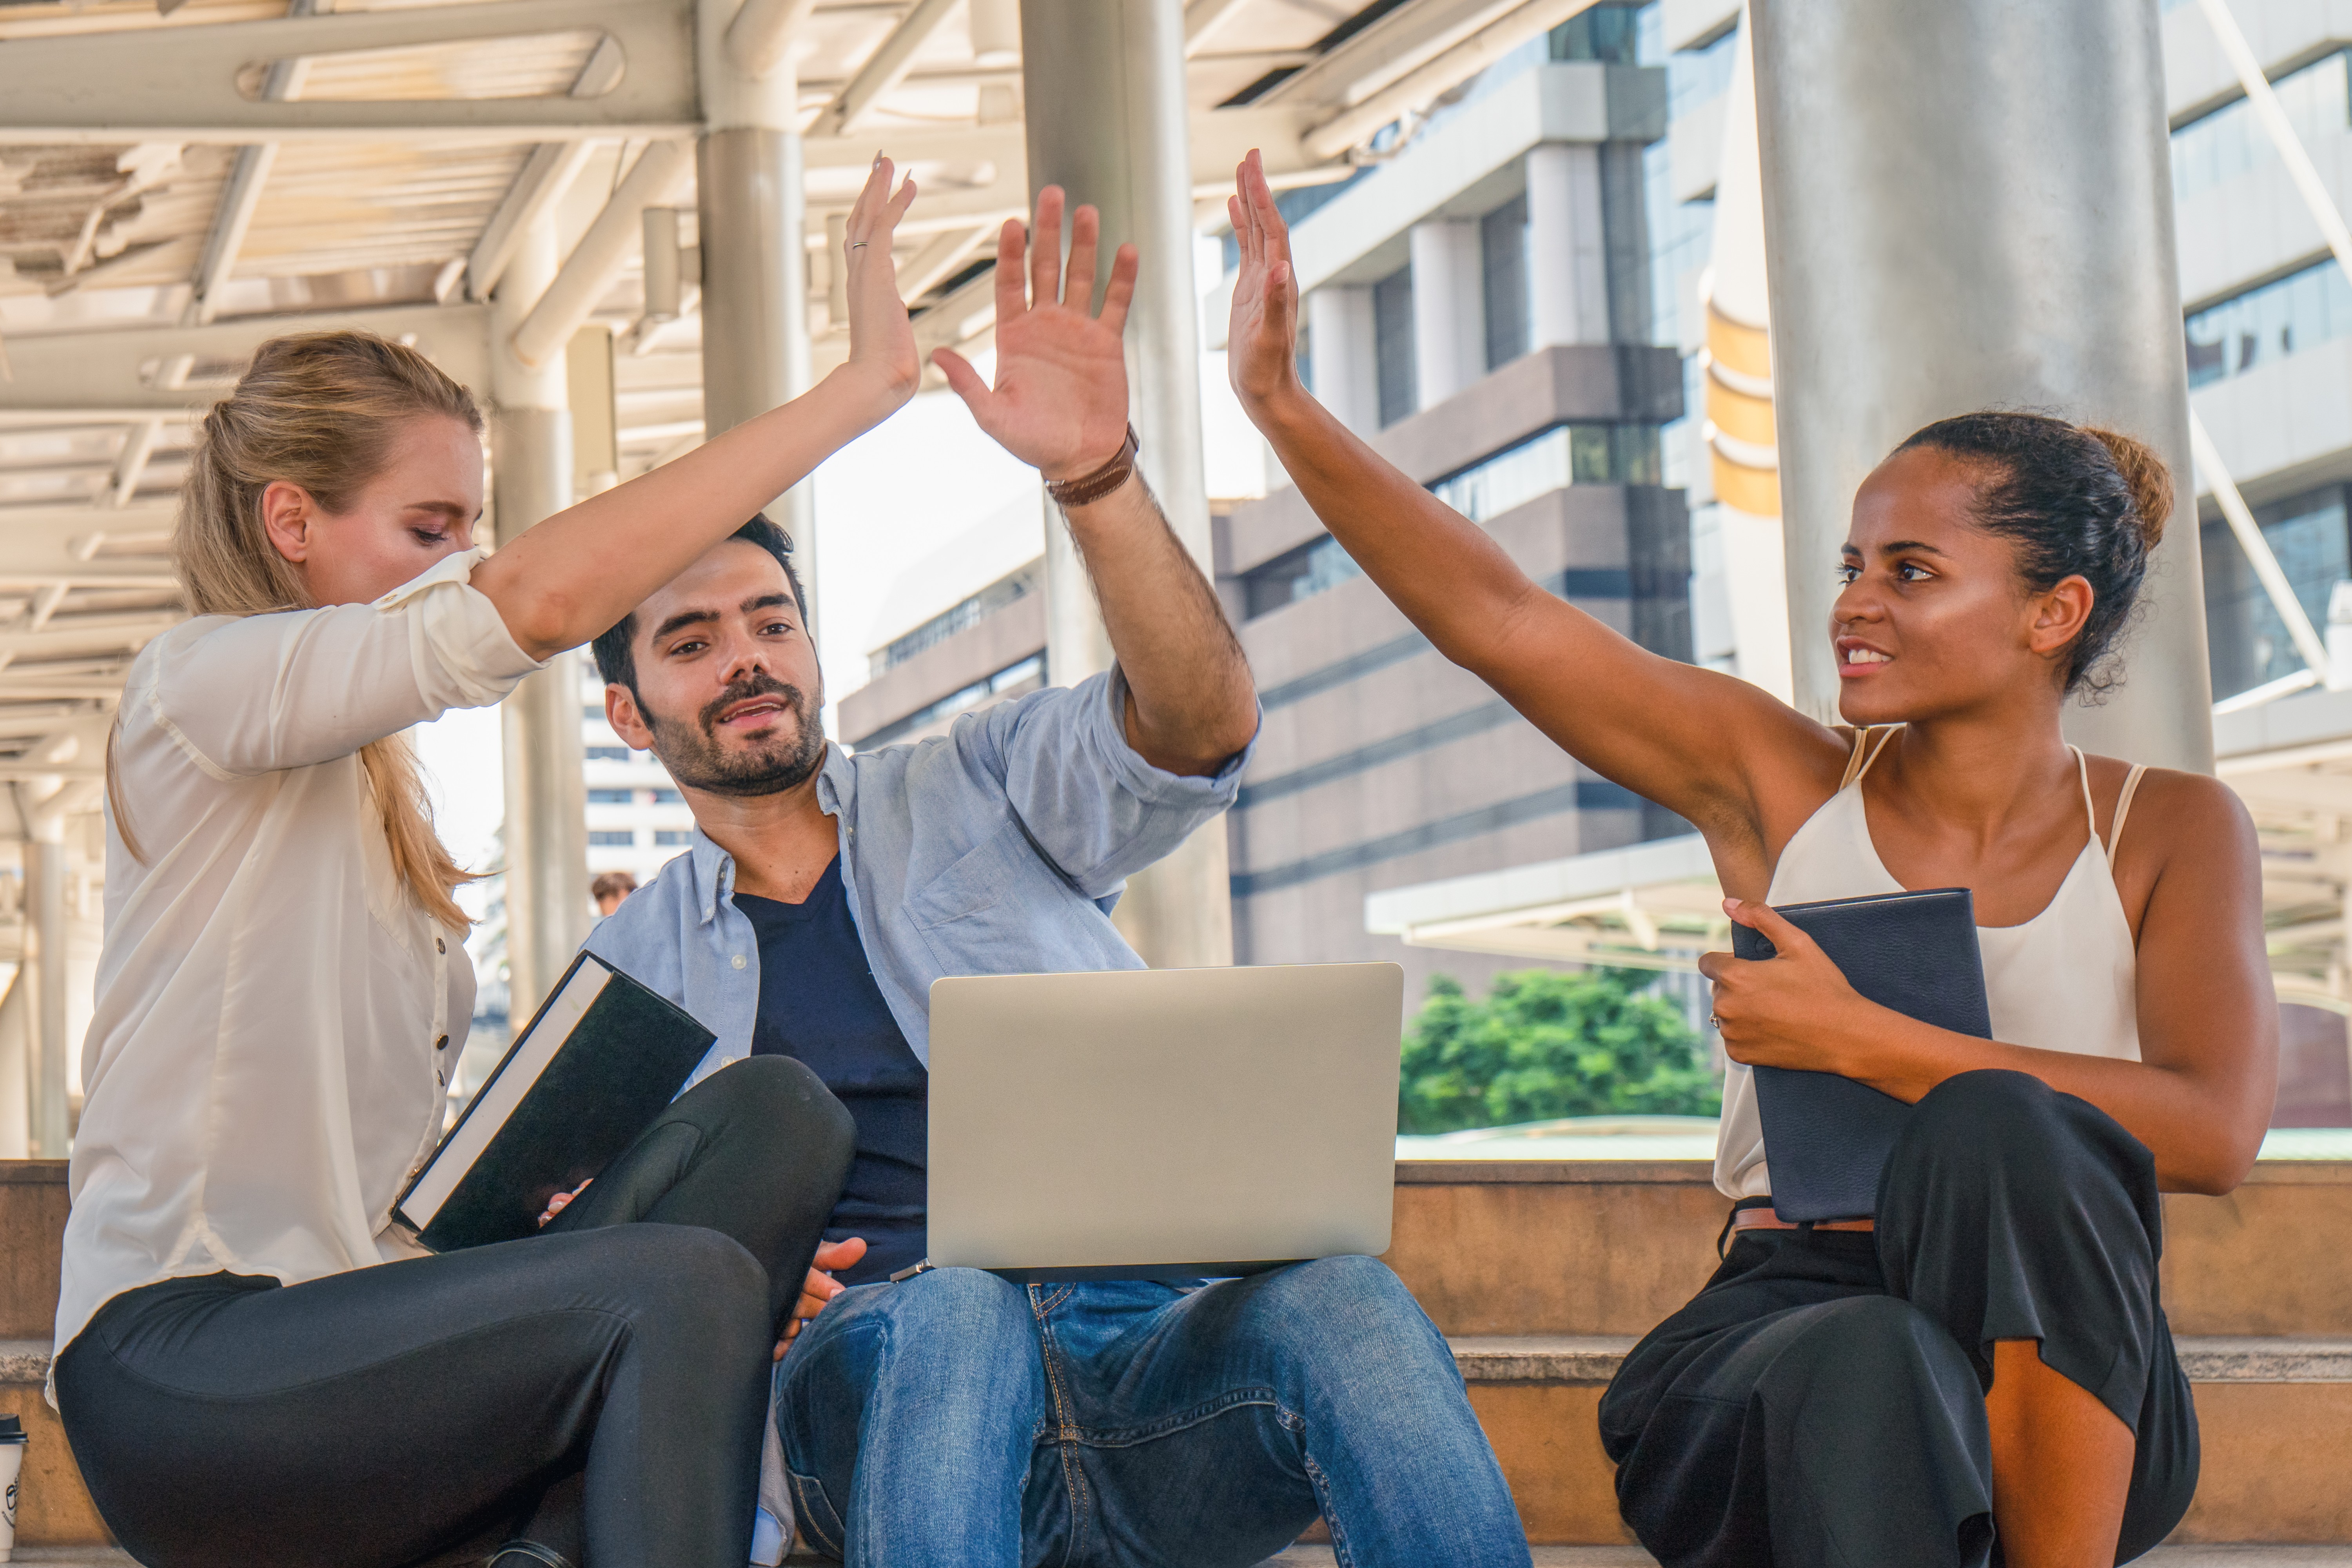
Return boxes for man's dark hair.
[590,515,807,699]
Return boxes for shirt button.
[434,1034,450,1051]
[731,954,747,970]
[435,936,446,954]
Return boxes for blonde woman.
[52,165,917,1568]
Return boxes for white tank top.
[1712,727,2148,1200]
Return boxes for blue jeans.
[774,1256,1530,1568]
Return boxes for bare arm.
[1225,151,1834,847]
[936,187,1256,777]
[1703,773,2278,1193]
[473,160,920,658]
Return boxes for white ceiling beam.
[802,103,1334,193]
[813,0,962,137]
[1266,0,1520,111]
[0,306,491,413]
[0,0,697,143]
[463,34,630,303]
[1305,0,1603,159]
[726,0,824,77]
[185,0,330,328]
[510,141,697,370]
[911,263,999,361]
[895,225,996,306]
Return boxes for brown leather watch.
[1045,425,1140,509]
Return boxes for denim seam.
[1030,1286,1090,1568]
[1053,1385,1285,1450]
[784,1467,845,1561]
[1294,1410,1356,1568]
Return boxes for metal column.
[698,0,815,623]
[493,216,590,1014]
[20,833,67,1157]
[1749,0,2213,771]
[1019,0,1233,969]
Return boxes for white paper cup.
[0,1425,24,1564]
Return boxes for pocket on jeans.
[787,1467,848,1560]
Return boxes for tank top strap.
[2068,744,2094,834]
[2107,763,2150,866]
[1842,724,1900,789]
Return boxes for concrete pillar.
[1408,219,1483,408]
[492,216,590,1014]
[698,0,815,626]
[1019,0,1234,969]
[1526,142,1608,347]
[20,832,66,1157]
[1306,285,1379,436]
[1750,0,2212,770]
[0,960,28,1160]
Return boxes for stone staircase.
[5,1155,2351,1557]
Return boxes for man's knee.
[869,1266,1033,1349]
[1241,1256,1445,1367]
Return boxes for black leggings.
[1599,1069,2199,1568]
[55,1055,855,1568]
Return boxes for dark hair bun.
[2083,426,2172,547]
[1893,410,2165,696]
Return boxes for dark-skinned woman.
[1221,150,2274,1568]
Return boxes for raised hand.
[1227,148,1306,416]
[934,186,1138,481]
[841,156,922,404]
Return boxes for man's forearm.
[1061,474,1257,776]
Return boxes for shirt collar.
[686,744,857,926]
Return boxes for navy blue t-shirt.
[736,857,927,1286]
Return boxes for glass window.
[650,788,683,804]
[588,829,636,847]
[1666,21,1739,120]
[2207,488,2351,695]
[2173,52,2350,207]
[585,746,633,762]
[1550,2,1642,64]
[586,788,635,805]
[1373,266,1416,426]
[653,829,693,846]
[1482,195,1530,370]
[2185,256,2352,388]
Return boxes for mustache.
[696,673,807,733]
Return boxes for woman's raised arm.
[1225,152,1836,855]
[472,158,921,659]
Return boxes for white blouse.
[54,548,544,1357]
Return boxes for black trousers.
[1599,1069,2199,1568]
[55,1055,855,1568]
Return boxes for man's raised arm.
[933,187,1258,779]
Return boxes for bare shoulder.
[2086,759,2259,924]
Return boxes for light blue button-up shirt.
[584,668,1254,1080]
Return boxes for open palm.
[1227,149,1304,414]
[935,186,1138,483]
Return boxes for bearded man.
[578,187,1529,1568]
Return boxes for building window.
[588,829,637,847]
[2185,256,2352,388]
[1373,265,1416,426]
[1243,537,1367,619]
[650,788,683,804]
[585,746,633,762]
[653,829,693,846]
[1549,2,1642,64]
[869,561,1042,680]
[2204,485,2350,698]
[1482,194,1530,370]
[1431,423,1664,522]
[852,652,1047,750]
[587,788,635,805]
[1240,422,1668,618]
[1664,18,1740,121]
[2173,52,2349,208]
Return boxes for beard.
[639,671,826,798]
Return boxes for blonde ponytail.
[138,330,486,929]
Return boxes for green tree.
[1398,967,1722,1134]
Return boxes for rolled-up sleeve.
[154,548,545,778]
[982,668,1257,897]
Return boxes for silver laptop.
[924,963,1404,1281]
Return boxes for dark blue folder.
[1731,887,1991,1222]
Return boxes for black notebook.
[1731,887,1991,1223]
[394,951,717,1252]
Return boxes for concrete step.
[1453,1335,2352,1547]
[1383,1158,2352,1340]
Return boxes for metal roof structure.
[0,0,1592,916]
